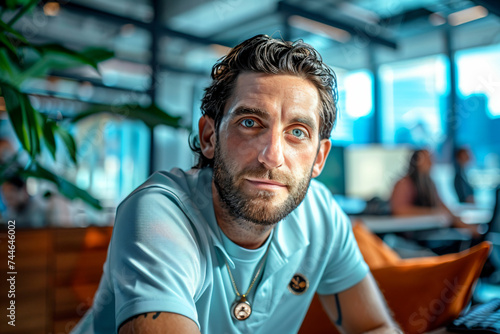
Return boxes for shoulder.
[113,167,214,251]
[393,176,415,191]
[303,179,342,212]
[119,168,204,202]
[305,179,337,207]
[118,167,212,214]
[291,179,348,234]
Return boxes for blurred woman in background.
[390,149,478,235]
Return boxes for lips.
[245,178,287,190]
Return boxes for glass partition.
[379,55,448,155]
[455,43,500,207]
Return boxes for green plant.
[0,1,182,209]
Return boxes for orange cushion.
[372,242,490,333]
[352,222,400,268]
[299,224,491,334]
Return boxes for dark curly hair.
[190,34,338,168]
[407,149,439,207]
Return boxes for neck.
[212,183,274,249]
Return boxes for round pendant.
[231,298,252,320]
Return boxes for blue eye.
[291,128,305,138]
[242,119,255,128]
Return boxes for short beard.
[212,138,313,226]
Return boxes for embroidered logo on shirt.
[288,273,308,295]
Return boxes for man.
[73,35,399,334]
[454,147,475,204]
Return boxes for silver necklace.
[224,245,271,321]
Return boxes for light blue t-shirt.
[72,167,368,334]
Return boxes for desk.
[351,206,492,234]
[451,205,493,225]
[351,214,451,233]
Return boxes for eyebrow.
[229,106,318,133]
[229,106,270,120]
[291,116,317,133]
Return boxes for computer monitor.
[314,146,345,196]
[344,145,412,200]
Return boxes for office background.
[1,0,500,225]
[1,1,500,333]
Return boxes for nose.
[257,130,285,169]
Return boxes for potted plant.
[0,0,183,211]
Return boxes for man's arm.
[319,273,401,334]
[119,312,200,334]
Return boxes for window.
[331,68,374,145]
[455,43,500,206]
[380,55,448,153]
[73,117,150,205]
[456,43,500,167]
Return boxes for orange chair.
[299,223,491,334]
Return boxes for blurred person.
[0,138,15,164]
[43,190,74,227]
[454,147,475,204]
[73,35,399,334]
[0,174,47,228]
[390,149,477,234]
[0,138,15,213]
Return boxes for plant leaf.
[2,85,31,152]
[41,117,57,160]
[57,176,103,210]
[71,104,183,129]
[53,126,77,164]
[2,85,42,158]
[6,0,38,27]
[19,92,41,158]
[12,163,103,210]
[0,33,18,54]
[80,47,115,67]
[22,163,59,184]
[0,48,20,85]
[15,46,113,85]
[5,0,15,9]
[0,18,28,43]
[4,0,34,9]
[34,44,114,71]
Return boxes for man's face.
[212,72,330,225]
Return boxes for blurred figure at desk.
[454,147,475,204]
[390,149,477,235]
[0,174,47,228]
[0,174,73,228]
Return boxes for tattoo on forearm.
[129,313,148,321]
[125,312,162,324]
[334,293,342,326]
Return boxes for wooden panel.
[54,286,90,318]
[0,229,50,334]
[9,229,50,254]
[52,227,111,333]
[0,314,48,334]
[55,250,107,287]
[53,317,82,334]
[53,228,87,252]
[0,226,112,334]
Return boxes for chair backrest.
[488,187,500,234]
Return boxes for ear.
[311,138,332,178]
[198,115,216,160]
